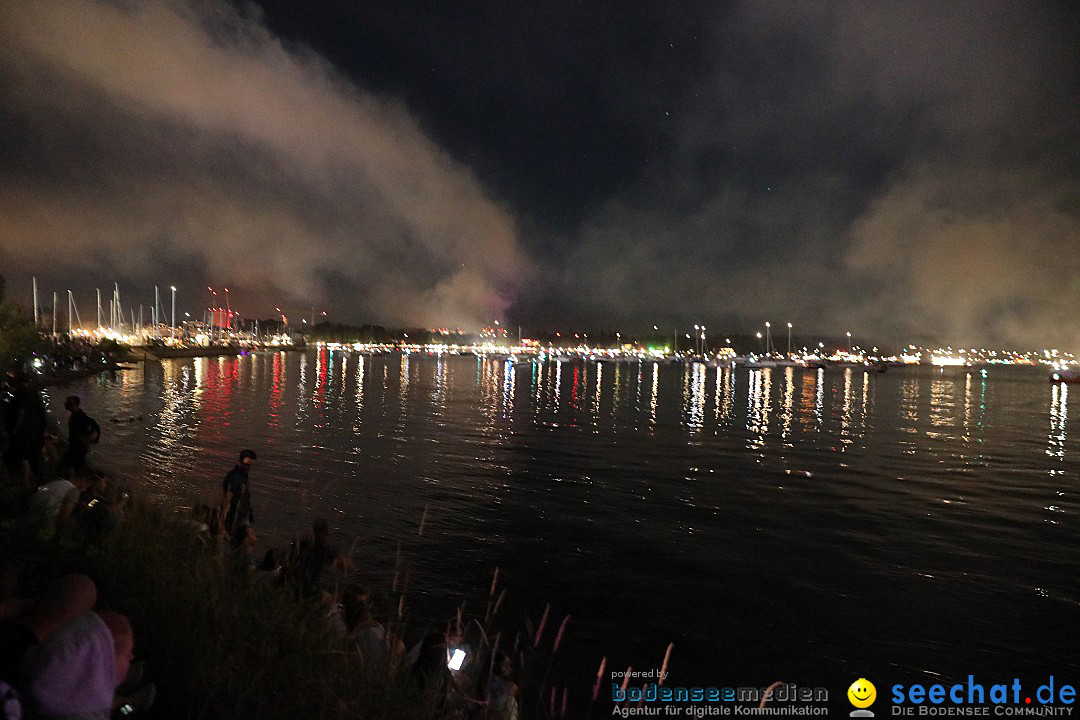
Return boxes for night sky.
[0,1,1077,345]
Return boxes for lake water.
[44,350,1080,694]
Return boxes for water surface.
[47,351,1080,689]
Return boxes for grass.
[0,484,582,719]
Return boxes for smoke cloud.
[1,0,1076,347]
[524,0,1079,347]
[0,0,526,327]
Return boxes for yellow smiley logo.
[847,678,876,708]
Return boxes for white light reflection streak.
[612,361,623,413]
[798,368,815,431]
[340,352,348,396]
[714,367,722,421]
[649,362,659,427]
[839,368,853,440]
[353,354,365,434]
[962,371,973,444]
[780,366,795,439]
[719,367,734,425]
[687,362,706,432]
[400,353,410,397]
[191,357,205,417]
[814,368,824,430]
[861,371,870,434]
[533,362,542,422]
[592,362,603,419]
[433,352,445,409]
[929,375,957,439]
[296,351,310,428]
[1048,382,1067,472]
[746,369,771,451]
[154,361,188,462]
[553,360,562,411]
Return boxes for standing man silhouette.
[217,449,256,544]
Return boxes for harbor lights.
[756,332,763,353]
[170,286,176,339]
[847,331,852,353]
[786,322,792,357]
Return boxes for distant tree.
[0,274,44,368]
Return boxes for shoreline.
[0,449,573,719]
[35,344,307,387]
[40,360,124,387]
[122,344,306,361]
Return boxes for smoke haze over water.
[527,1,1079,348]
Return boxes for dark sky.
[0,0,1077,346]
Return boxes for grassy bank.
[1,487,582,719]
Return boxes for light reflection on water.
[746,368,771,451]
[52,353,1080,686]
[780,366,795,440]
[1049,383,1067,468]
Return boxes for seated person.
[485,652,519,720]
[74,471,128,540]
[343,591,405,675]
[27,468,90,534]
[0,574,97,685]
[288,519,353,598]
[0,575,151,719]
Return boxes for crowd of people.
[45,336,111,377]
[0,363,521,719]
[1,363,152,718]
[206,452,417,681]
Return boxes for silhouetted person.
[2,366,47,489]
[74,470,127,542]
[217,449,256,544]
[62,396,99,472]
[292,519,352,598]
